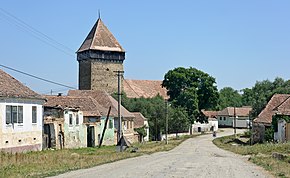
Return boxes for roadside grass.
[0,135,195,178]
[213,135,290,178]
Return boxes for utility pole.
[234,106,237,137]
[114,71,124,144]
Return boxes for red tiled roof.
[68,90,134,118]
[274,96,290,115]
[254,94,290,125]
[0,69,42,99]
[77,18,124,53]
[218,107,252,117]
[132,112,147,128]
[43,95,102,117]
[124,79,168,99]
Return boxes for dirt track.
[51,129,270,178]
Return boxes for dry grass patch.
[0,135,195,178]
[213,135,290,178]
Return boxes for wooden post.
[98,106,111,148]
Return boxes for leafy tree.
[162,67,219,123]
[218,87,242,109]
[241,77,290,118]
[168,106,189,138]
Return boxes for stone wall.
[91,60,123,94]
[79,59,124,94]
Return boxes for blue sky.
[0,1,290,94]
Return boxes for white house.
[0,69,45,153]
[217,107,252,128]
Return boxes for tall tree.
[162,67,219,123]
[219,87,242,109]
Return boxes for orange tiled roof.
[124,79,168,99]
[201,110,218,118]
[254,94,290,125]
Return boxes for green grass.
[213,135,290,178]
[0,135,195,178]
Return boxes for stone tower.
[77,17,125,94]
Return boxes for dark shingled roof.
[43,95,103,117]
[254,94,290,125]
[68,90,134,118]
[124,79,168,99]
[218,107,252,117]
[0,69,42,99]
[132,112,147,128]
[77,18,124,53]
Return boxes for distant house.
[43,95,105,149]
[217,107,252,128]
[68,90,137,144]
[0,69,45,153]
[192,110,218,132]
[132,112,149,142]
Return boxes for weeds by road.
[213,135,290,178]
[0,135,195,178]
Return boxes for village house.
[0,69,45,153]
[252,94,290,143]
[192,110,219,133]
[132,112,149,142]
[43,95,107,149]
[68,90,137,144]
[217,107,252,128]
[271,95,290,142]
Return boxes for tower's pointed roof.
[77,18,125,53]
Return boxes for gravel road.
[51,129,270,178]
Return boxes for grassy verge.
[0,135,195,178]
[213,135,290,178]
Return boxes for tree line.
[115,67,290,141]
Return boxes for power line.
[0,8,75,57]
[0,64,76,89]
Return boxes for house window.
[32,106,37,123]
[6,106,11,124]
[109,120,113,129]
[219,117,222,120]
[69,114,73,125]
[18,106,23,124]
[6,105,23,124]
[76,114,79,125]
[224,117,226,121]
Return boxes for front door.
[87,126,95,147]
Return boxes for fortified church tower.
[77,17,125,94]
